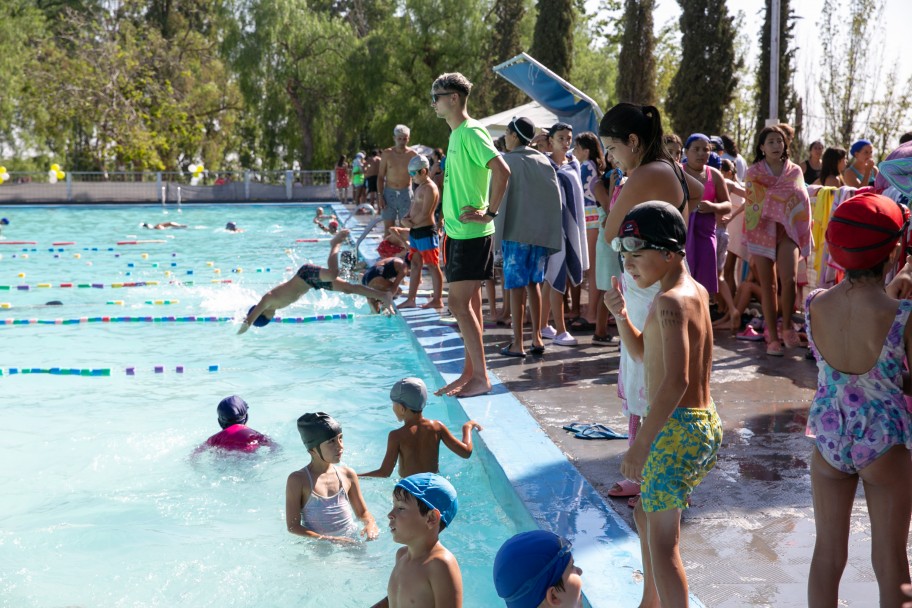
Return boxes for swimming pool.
[0,205,526,606]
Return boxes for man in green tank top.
[430,72,511,398]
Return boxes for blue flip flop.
[574,423,628,440]
[561,421,592,434]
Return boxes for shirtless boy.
[378,125,418,235]
[285,412,379,543]
[359,377,482,478]
[602,201,722,608]
[238,230,392,333]
[400,155,444,309]
[371,473,462,608]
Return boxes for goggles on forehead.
[610,236,671,253]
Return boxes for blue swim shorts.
[640,403,722,512]
[502,240,549,290]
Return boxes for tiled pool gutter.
[345,204,707,608]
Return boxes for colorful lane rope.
[1,313,355,325]
[1,364,221,376]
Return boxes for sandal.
[592,334,614,344]
[568,316,596,331]
[766,340,784,357]
[608,479,641,497]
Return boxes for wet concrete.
[483,320,912,607]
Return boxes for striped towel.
[545,158,590,293]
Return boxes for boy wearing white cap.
[400,155,444,309]
[360,377,482,478]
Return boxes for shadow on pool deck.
[480,322,911,607]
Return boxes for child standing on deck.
[285,412,379,543]
[603,201,722,608]
[371,473,462,608]
[360,378,482,478]
[805,192,912,608]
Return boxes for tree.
[867,66,912,160]
[753,0,798,146]
[666,0,741,139]
[722,10,758,153]
[529,0,575,78]
[476,0,528,115]
[570,2,618,113]
[615,0,656,105]
[0,0,47,160]
[653,18,680,136]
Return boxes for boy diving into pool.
[238,229,394,333]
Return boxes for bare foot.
[398,299,418,309]
[330,229,350,245]
[711,314,732,329]
[435,374,470,396]
[451,377,492,398]
[421,299,444,309]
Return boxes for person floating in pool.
[199,395,276,453]
[360,377,482,478]
[361,256,409,313]
[225,222,243,233]
[493,530,584,608]
[238,229,394,334]
[317,218,340,234]
[286,412,379,544]
[141,221,186,230]
[313,207,336,225]
[371,473,462,608]
[0,217,8,236]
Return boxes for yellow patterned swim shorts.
[640,403,722,512]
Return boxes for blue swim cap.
[247,305,270,327]
[684,133,710,150]
[394,473,458,529]
[850,139,873,157]
[0,218,8,225]
[494,530,573,608]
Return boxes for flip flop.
[561,422,592,434]
[574,424,629,440]
[500,345,526,358]
[569,317,596,331]
[607,479,641,497]
[530,344,546,355]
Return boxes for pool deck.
[343,205,911,608]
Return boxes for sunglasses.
[431,91,456,103]
[408,170,419,176]
[610,236,669,253]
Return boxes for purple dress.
[685,167,719,293]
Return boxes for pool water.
[0,205,521,606]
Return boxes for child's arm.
[603,276,645,360]
[344,468,380,540]
[887,254,912,299]
[427,554,464,608]
[621,295,691,484]
[331,279,394,313]
[238,292,276,334]
[359,431,400,477]
[438,420,483,459]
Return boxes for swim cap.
[390,377,427,411]
[0,218,8,225]
[710,135,724,150]
[707,152,722,170]
[850,139,873,157]
[408,155,429,173]
[226,222,237,231]
[619,201,687,253]
[494,530,573,608]
[684,133,710,150]
[825,192,909,271]
[507,117,536,144]
[297,412,342,451]
[394,473,458,529]
[217,395,249,429]
[246,305,271,327]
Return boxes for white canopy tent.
[477,101,559,139]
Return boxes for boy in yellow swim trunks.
[603,201,722,608]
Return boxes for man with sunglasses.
[603,201,722,608]
[430,72,511,398]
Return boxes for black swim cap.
[247,305,271,327]
[297,412,342,450]
[217,395,249,429]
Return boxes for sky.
[585,0,912,143]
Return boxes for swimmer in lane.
[141,222,187,230]
[239,229,394,333]
[198,395,276,453]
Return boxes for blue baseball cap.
[494,530,573,608]
[394,473,458,529]
[247,305,271,327]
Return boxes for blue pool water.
[0,205,524,606]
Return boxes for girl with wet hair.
[812,147,847,188]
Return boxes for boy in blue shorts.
[603,201,722,608]
[493,530,584,608]
[238,229,393,333]
[399,155,444,310]
[371,473,462,607]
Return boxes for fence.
[0,170,336,204]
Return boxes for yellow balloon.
[0,166,6,174]
[50,163,60,172]
[56,171,65,180]
[0,177,4,185]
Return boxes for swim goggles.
[610,236,671,253]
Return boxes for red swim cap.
[825,192,909,270]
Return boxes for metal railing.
[0,170,336,204]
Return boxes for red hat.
[825,192,909,270]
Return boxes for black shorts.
[443,234,494,283]
[366,176,378,193]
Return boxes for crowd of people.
[224,69,912,607]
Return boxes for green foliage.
[753,0,798,140]
[722,10,758,153]
[570,5,617,113]
[0,1,47,156]
[615,0,656,106]
[666,0,741,139]
[653,18,680,136]
[475,0,530,115]
[529,0,576,78]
